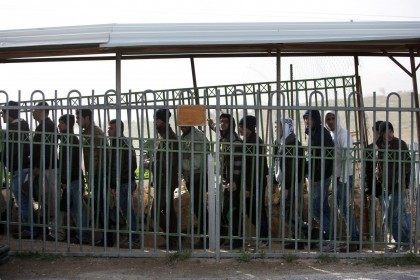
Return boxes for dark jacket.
[58,133,84,184]
[108,137,137,189]
[154,127,179,191]
[304,110,335,182]
[220,114,243,186]
[32,117,58,169]
[376,136,411,193]
[274,133,305,190]
[364,142,382,197]
[81,124,106,177]
[2,119,30,172]
[243,132,268,194]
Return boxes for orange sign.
[176,105,206,126]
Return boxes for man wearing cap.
[145,109,179,249]
[106,119,138,246]
[179,122,209,248]
[209,113,243,249]
[1,101,32,239]
[58,114,90,244]
[303,109,334,250]
[32,101,59,239]
[238,115,269,245]
[376,121,412,251]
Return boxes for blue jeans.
[110,182,137,233]
[311,177,332,240]
[336,176,359,241]
[382,188,411,243]
[12,169,30,224]
[67,180,89,241]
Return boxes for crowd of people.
[1,100,414,252]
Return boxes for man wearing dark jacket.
[145,109,179,249]
[107,119,138,245]
[274,118,306,249]
[1,101,32,238]
[376,121,411,251]
[58,114,89,244]
[238,115,269,245]
[32,101,59,238]
[209,113,243,249]
[303,110,334,246]
[364,121,383,197]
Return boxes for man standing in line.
[75,109,107,245]
[145,109,179,249]
[274,118,306,249]
[376,121,412,252]
[303,109,334,251]
[179,124,209,248]
[324,110,360,252]
[209,113,243,249]
[57,114,90,244]
[32,101,60,240]
[238,115,269,246]
[106,119,139,246]
[1,101,32,239]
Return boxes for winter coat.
[58,133,84,184]
[107,137,137,189]
[243,132,268,194]
[304,110,335,182]
[324,110,354,182]
[2,119,30,172]
[376,136,411,193]
[153,127,179,191]
[32,117,58,169]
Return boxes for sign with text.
[176,105,206,126]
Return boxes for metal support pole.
[409,50,420,147]
[190,57,200,105]
[354,56,369,242]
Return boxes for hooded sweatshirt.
[274,118,305,190]
[303,110,334,182]
[219,114,243,186]
[324,110,354,183]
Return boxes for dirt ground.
[0,255,419,280]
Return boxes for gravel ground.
[0,256,419,280]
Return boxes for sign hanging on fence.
[176,105,206,126]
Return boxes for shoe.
[194,239,209,249]
[390,245,412,253]
[0,245,10,257]
[317,242,335,252]
[95,238,115,247]
[284,242,305,250]
[339,243,359,253]
[158,242,178,250]
[258,240,269,248]
[13,229,38,239]
[70,236,91,245]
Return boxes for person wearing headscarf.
[238,115,269,245]
[376,121,411,251]
[303,109,334,250]
[209,113,243,249]
[273,118,306,249]
[324,110,359,252]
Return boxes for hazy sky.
[0,0,419,100]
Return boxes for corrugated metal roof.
[106,21,420,47]
[0,22,420,59]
